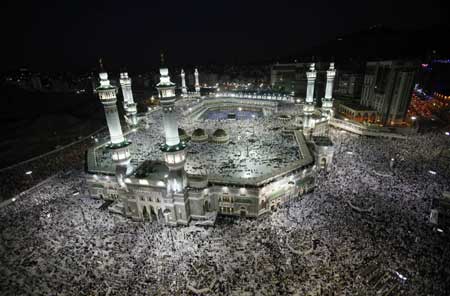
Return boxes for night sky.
[2,0,448,71]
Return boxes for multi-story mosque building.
[85,60,336,225]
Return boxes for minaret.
[96,60,132,176]
[119,72,138,126]
[306,63,316,104]
[321,62,336,119]
[303,63,317,131]
[156,54,189,226]
[181,69,187,95]
[194,68,200,95]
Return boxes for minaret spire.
[120,71,138,126]
[303,62,317,134]
[321,62,336,119]
[99,58,104,72]
[156,55,183,148]
[181,69,187,95]
[96,61,132,176]
[155,54,189,226]
[306,63,316,104]
[194,68,200,95]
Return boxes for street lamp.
[25,170,33,182]
[163,209,175,251]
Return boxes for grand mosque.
[85,59,337,226]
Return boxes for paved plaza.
[1,128,449,295]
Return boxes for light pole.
[25,170,33,182]
[163,209,175,251]
[411,116,418,129]
[252,114,256,135]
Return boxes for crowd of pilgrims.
[0,134,105,202]
[1,124,449,295]
[95,101,301,179]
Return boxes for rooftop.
[313,136,333,147]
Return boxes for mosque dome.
[213,129,227,137]
[191,128,208,142]
[212,129,229,144]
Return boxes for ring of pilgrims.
[85,58,336,226]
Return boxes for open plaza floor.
[1,128,449,295]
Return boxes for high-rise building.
[270,62,328,97]
[360,60,417,125]
[31,75,42,90]
[334,71,364,100]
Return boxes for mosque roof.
[313,136,333,147]
[133,160,169,179]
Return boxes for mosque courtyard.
[91,98,304,181]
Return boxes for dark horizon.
[2,0,449,72]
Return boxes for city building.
[31,75,42,90]
[360,60,417,125]
[334,70,364,100]
[416,59,450,97]
[270,62,329,97]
